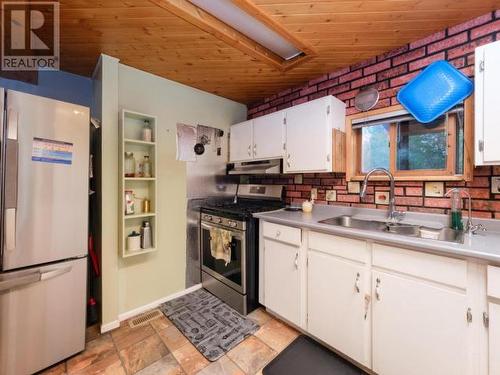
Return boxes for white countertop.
[254,204,500,264]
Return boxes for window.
[346,100,472,181]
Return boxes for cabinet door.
[285,98,331,173]
[489,303,500,375]
[264,238,300,326]
[253,111,284,160]
[476,41,500,165]
[229,120,253,162]
[308,251,370,367]
[372,271,470,375]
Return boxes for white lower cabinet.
[263,237,301,327]
[260,222,487,375]
[308,250,370,367]
[372,270,470,375]
[488,303,500,375]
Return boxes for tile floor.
[40,307,299,375]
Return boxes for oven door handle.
[201,221,245,236]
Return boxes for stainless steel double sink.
[319,215,464,244]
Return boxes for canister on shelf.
[127,231,141,252]
[143,199,150,213]
[125,190,135,215]
[141,221,152,249]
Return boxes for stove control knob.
[215,217,222,224]
[228,221,237,228]
[204,215,213,221]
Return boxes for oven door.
[201,221,246,294]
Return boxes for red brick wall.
[247,11,500,219]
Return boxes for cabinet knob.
[354,273,360,293]
[275,230,281,237]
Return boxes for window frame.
[345,97,474,182]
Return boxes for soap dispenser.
[449,190,464,231]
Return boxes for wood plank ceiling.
[60,0,500,104]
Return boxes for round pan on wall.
[354,87,380,112]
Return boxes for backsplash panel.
[247,11,500,219]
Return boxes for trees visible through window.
[346,101,470,181]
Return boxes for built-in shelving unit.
[119,109,158,258]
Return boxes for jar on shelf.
[124,152,136,177]
[125,190,135,215]
[142,120,152,142]
[143,155,152,178]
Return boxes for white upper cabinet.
[229,120,253,162]
[229,112,284,162]
[284,96,346,173]
[229,95,345,171]
[252,111,285,160]
[475,40,500,165]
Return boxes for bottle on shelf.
[143,155,152,178]
[141,221,152,249]
[142,120,152,142]
[124,152,136,177]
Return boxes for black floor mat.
[263,335,367,375]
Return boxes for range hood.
[227,159,282,175]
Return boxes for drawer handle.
[247,145,251,156]
[354,272,360,293]
[375,277,381,301]
[294,252,299,269]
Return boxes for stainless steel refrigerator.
[0,89,89,375]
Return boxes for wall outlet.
[425,182,444,197]
[294,174,303,184]
[492,177,500,194]
[347,181,360,194]
[375,191,389,205]
[326,190,337,201]
[311,188,318,200]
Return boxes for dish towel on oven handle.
[209,227,232,266]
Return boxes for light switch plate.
[425,182,444,197]
[310,188,318,200]
[347,181,360,194]
[375,191,389,205]
[294,175,303,184]
[326,190,337,201]
[492,177,500,194]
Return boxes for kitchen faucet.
[445,188,486,235]
[360,168,405,222]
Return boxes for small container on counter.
[127,231,141,252]
[302,199,314,213]
[449,190,464,231]
[143,198,151,213]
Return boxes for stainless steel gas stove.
[200,184,284,315]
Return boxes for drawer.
[308,231,369,264]
[372,243,467,289]
[487,265,500,298]
[262,221,301,246]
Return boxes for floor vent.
[128,309,162,328]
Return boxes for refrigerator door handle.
[0,272,40,292]
[4,108,18,252]
[40,266,72,281]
